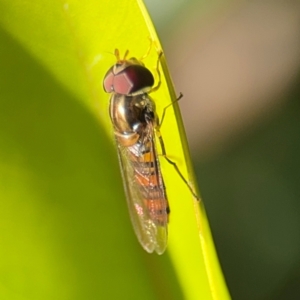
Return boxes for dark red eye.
[103,67,114,93]
[103,64,154,95]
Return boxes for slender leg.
[155,127,200,200]
[140,38,153,61]
[149,51,163,93]
[159,93,183,128]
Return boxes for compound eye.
[103,67,114,93]
[114,65,154,95]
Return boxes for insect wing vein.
[116,131,168,254]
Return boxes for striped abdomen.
[129,139,169,226]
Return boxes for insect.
[103,49,198,254]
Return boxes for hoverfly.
[103,49,198,254]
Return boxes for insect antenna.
[114,49,129,63]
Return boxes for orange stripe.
[143,198,169,225]
[127,136,169,225]
[135,172,159,187]
[129,150,152,163]
[140,151,152,162]
[143,198,168,212]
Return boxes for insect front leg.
[139,38,153,61]
[147,51,163,94]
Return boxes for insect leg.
[148,51,163,93]
[140,38,153,61]
[159,93,183,128]
[155,127,200,200]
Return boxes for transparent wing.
[116,128,168,254]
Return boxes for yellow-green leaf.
[0,0,230,299]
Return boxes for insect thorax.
[109,94,156,139]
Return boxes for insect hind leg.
[156,128,200,201]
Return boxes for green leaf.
[0,0,230,299]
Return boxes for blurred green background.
[145,0,300,299]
